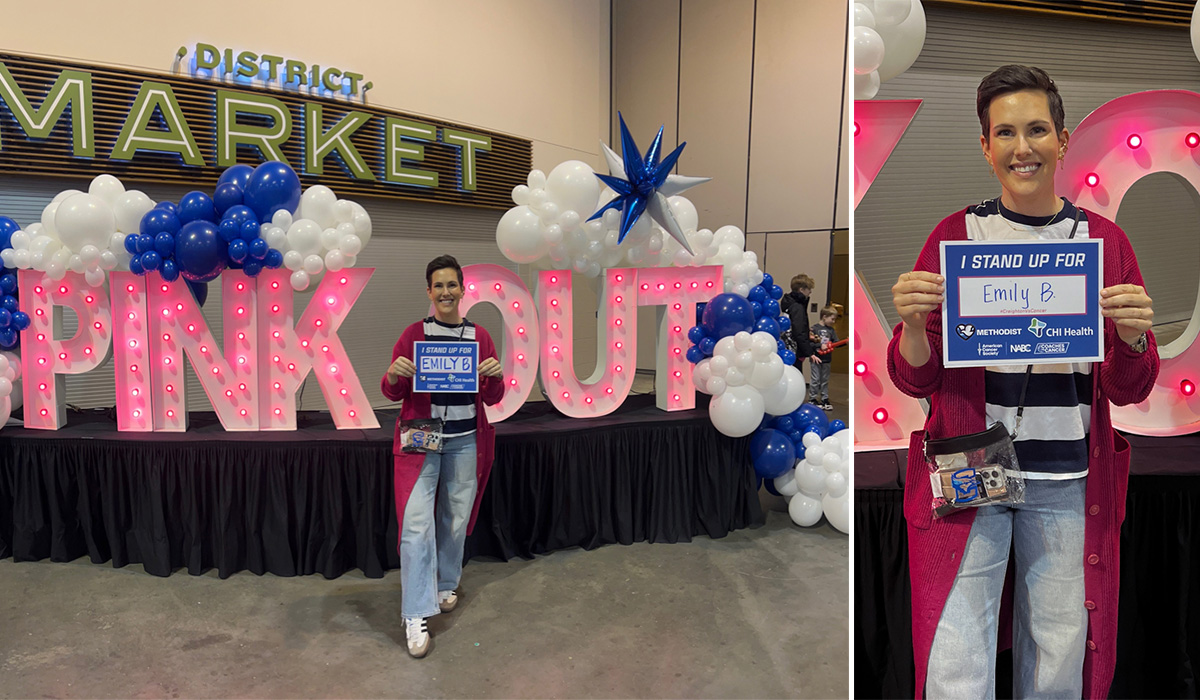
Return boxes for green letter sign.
[111,82,204,166]
[0,63,94,157]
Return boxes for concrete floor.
[0,372,850,699]
[0,510,845,699]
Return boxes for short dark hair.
[791,274,815,293]
[977,65,1065,140]
[425,255,463,287]
[820,305,838,320]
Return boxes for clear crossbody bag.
[924,366,1030,519]
[399,416,444,454]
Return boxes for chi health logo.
[1027,317,1047,338]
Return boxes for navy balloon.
[220,219,240,243]
[217,163,255,190]
[750,301,763,319]
[0,309,10,328]
[228,239,248,263]
[187,280,208,307]
[0,328,15,348]
[781,349,796,366]
[243,161,301,221]
[770,284,784,300]
[750,428,797,479]
[1,295,16,312]
[687,325,706,344]
[701,293,755,339]
[140,251,160,271]
[686,346,704,364]
[243,260,263,277]
[0,273,15,295]
[698,336,716,356]
[178,191,217,225]
[213,183,244,215]
[175,220,228,283]
[792,403,829,434]
[140,208,180,237]
[154,232,175,257]
[240,220,260,242]
[249,237,269,260]
[762,273,774,287]
[0,216,18,249]
[264,249,284,269]
[775,416,795,432]
[124,235,140,255]
[10,310,28,331]
[829,419,846,434]
[128,256,144,275]
[695,302,706,324]
[754,316,781,338]
[763,298,781,318]
[748,285,767,303]
[155,201,178,215]
[160,259,179,282]
[779,315,791,331]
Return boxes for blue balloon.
[174,220,228,283]
[154,232,175,258]
[223,204,257,227]
[686,345,704,364]
[754,316,781,338]
[213,183,245,215]
[695,302,706,324]
[750,428,797,479]
[1,295,17,312]
[775,416,795,432]
[154,201,178,215]
[219,219,241,243]
[793,440,807,463]
[762,273,774,288]
[135,234,154,255]
[249,237,269,260]
[243,260,263,277]
[788,429,804,445]
[0,216,18,250]
[758,414,774,431]
[228,239,248,263]
[264,249,284,269]
[701,293,755,339]
[0,309,10,328]
[687,325,706,344]
[186,280,208,307]
[0,273,15,295]
[243,161,301,221]
[781,349,796,366]
[750,301,763,319]
[217,163,255,190]
[763,298,781,318]
[698,336,716,356]
[793,403,829,429]
[128,256,145,275]
[178,191,217,224]
[240,220,260,242]
[159,259,179,282]
[748,285,767,303]
[140,208,180,237]
[763,479,782,497]
[829,419,846,434]
[10,310,29,331]
[770,284,784,300]
[0,327,15,348]
[778,315,791,331]
[141,251,161,271]
[124,234,140,255]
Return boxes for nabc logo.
[1010,344,1032,353]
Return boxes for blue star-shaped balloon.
[588,112,710,254]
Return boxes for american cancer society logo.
[1027,317,1047,338]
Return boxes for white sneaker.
[438,590,458,613]
[405,617,430,658]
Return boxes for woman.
[889,65,1158,698]
[381,254,504,658]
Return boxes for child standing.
[810,306,839,411]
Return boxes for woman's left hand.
[1100,284,1154,345]
[479,357,503,378]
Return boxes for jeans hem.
[403,609,442,620]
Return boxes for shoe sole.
[408,640,430,658]
[439,598,458,613]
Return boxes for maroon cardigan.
[380,320,505,538]
[887,207,1159,699]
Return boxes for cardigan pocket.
[902,430,934,530]
[1111,429,1131,524]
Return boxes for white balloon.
[283,250,304,271]
[30,250,47,272]
[825,472,848,499]
[855,70,881,100]
[795,461,828,496]
[761,365,806,416]
[55,193,116,253]
[511,184,531,205]
[734,350,755,370]
[666,196,699,235]
[99,250,118,271]
[823,492,850,534]
[708,384,764,437]
[806,445,826,465]
[773,470,800,498]
[537,201,560,223]
[713,225,745,250]
[823,435,842,453]
[733,331,753,352]
[46,260,65,280]
[789,492,824,527]
[749,354,786,390]
[545,161,601,222]
[559,210,581,232]
[40,202,60,240]
[339,233,363,256]
[706,375,727,396]
[84,267,106,287]
[714,336,738,361]
[324,249,345,272]
[51,189,83,205]
[272,209,294,230]
[12,249,31,269]
[290,269,310,291]
[495,206,548,264]
[527,169,547,189]
[348,200,373,247]
[854,26,885,75]
[68,254,85,274]
[302,254,324,275]
[708,354,730,376]
[725,366,746,387]
[112,190,155,234]
[545,224,564,245]
[0,355,9,374]
[0,377,10,397]
[342,254,357,268]
[88,174,125,205]
[822,452,842,473]
[9,231,29,250]
[802,430,824,450]
[692,359,713,391]
[320,227,340,252]
[79,245,100,265]
[854,2,876,28]
[733,282,751,297]
[265,227,288,249]
[0,249,12,268]
[286,219,323,256]
[872,0,911,27]
[875,0,926,83]
[750,332,776,360]
[297,185,338,229]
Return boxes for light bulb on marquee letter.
[111,272,154,431]
[257,267,379,430]
[455,264,537,423]
[147,273,260,431]
[538,268,638,417]
[19,270,112,429]
[636,266,723,411]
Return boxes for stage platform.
[0,394,762,579]
[855,434,1200,699]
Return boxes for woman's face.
[427,268,463,318]
[980,89,1069,215]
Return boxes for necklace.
[999,198,1066,235]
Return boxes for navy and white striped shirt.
[423,317,477,438]
[965,197,1091,479]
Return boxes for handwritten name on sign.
[940,239,1104,368]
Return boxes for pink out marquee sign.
[17,263,722,431]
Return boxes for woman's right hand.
[892,271,945,330]
[388,356,416,380]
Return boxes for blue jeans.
[926,478,1087,699]
[400,433,477,619]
